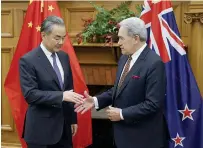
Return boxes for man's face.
[42,25,66,52]
[118,27,137,55]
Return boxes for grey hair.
[119,17,147,41]
[40,16,65,34]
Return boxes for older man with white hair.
[75,17,169,148]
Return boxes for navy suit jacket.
[19,46,76,145]
[97,46,169,148]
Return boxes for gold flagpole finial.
[29,0,33,4]
[40,0,44,12]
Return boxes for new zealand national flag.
[141,0,203,147]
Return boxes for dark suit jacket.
[97,46,169,148]
[19,46,76,145]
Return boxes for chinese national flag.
[4,1,92,148]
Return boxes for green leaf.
[79,1,142,43]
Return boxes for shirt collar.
[40,43,54,57]
[131,43,147,61]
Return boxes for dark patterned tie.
[117,55,132,90]
[51,53,63,89]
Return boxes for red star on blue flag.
[172,133,185,147]
[178,104,195,121]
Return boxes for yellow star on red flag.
[48,5,54,12]
[28,21,33,28]
[36,25,41,32]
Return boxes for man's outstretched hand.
[74,91,95,114]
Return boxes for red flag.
[4,1,92,148]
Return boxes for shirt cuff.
[62,93,64,101]
[120,109,124,120]
[93,97,99,109]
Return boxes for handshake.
[64,90,122,121]
[63,90,94,114]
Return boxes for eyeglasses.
[52,37,65,44]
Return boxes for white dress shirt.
[94,43,147,120]
[40,43,64,83]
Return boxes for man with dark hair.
[19,16,84,148]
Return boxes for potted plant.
[76,1,142,45]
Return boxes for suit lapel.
[112,56,128,98]
[37,47,62,90]
[115,47,150,98]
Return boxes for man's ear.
[134,35,141,43]
[133,35,138,44]
[41,32,46,39]
[134,35,139,41]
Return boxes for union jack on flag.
[141,0,203,148]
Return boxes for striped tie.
[117,55,132,90]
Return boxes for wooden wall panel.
[1,2,28,148]
[81,65,117,85]
[185,2,203,96]
[74,46,117,65]
[1,9,14,37]
[65,8,96,39]
[1,47,21,147]
[1,47,14,132]
[14,9,27,37]
[59,1,97,42]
